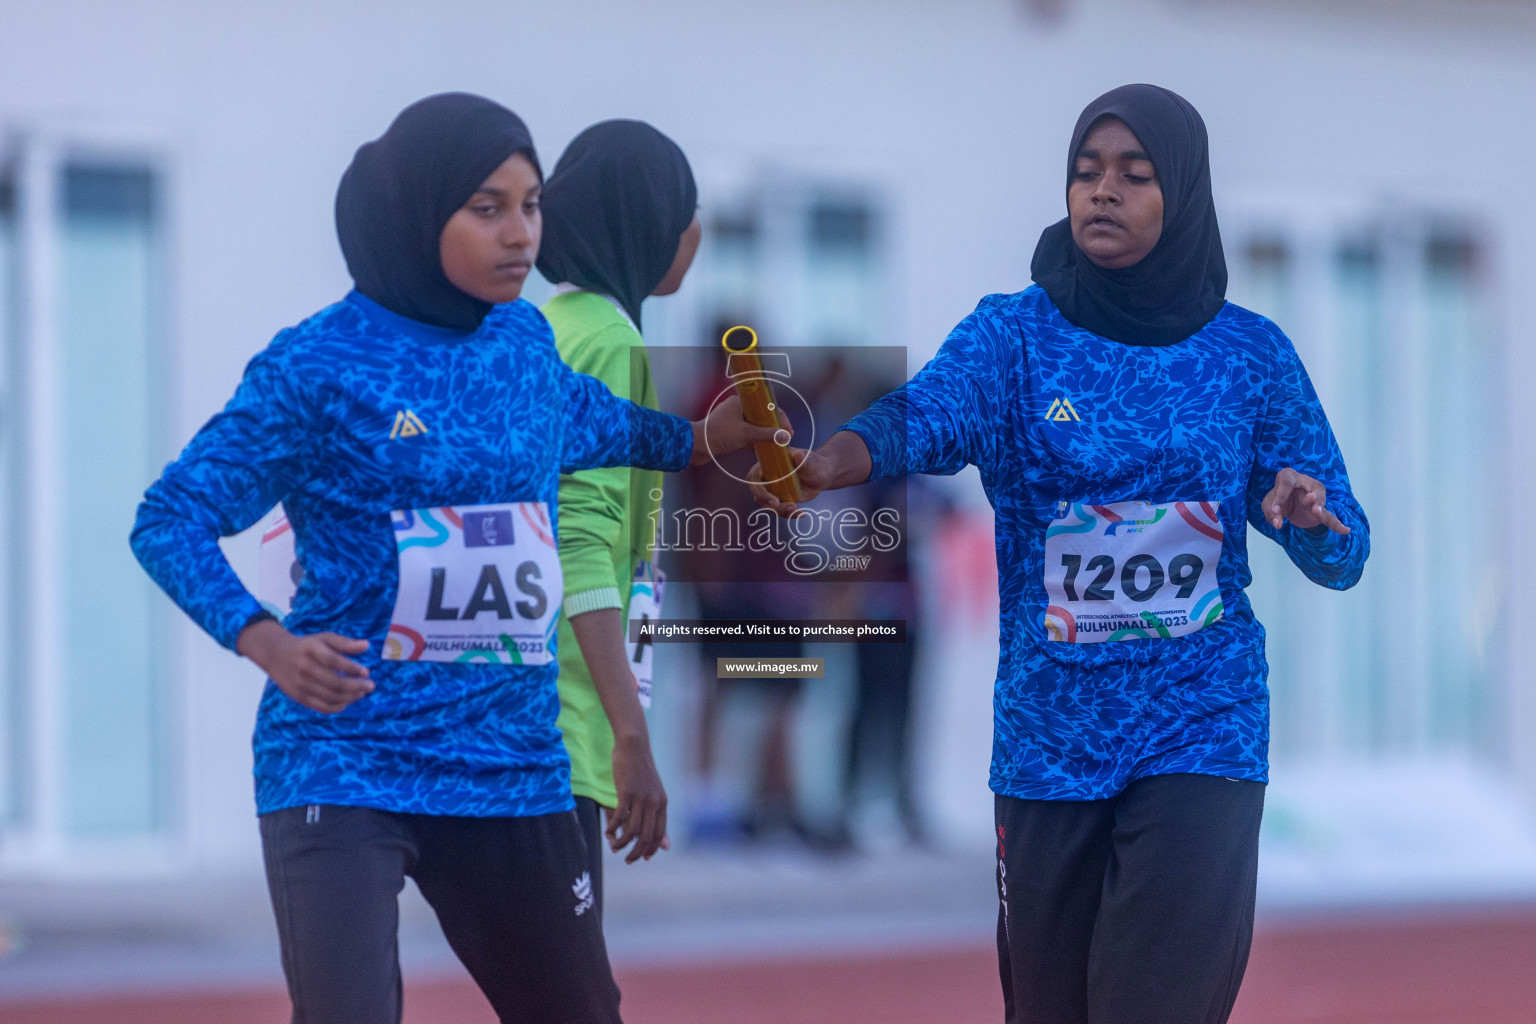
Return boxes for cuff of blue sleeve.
[565,586,624,618]
[838,425,881,483]
[671,413,695,470]
[221,595,269,652]
[1291,521,1344,551]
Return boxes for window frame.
[0,122,183,873]
[1222,189,1503,768]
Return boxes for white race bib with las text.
[386,503,563,664]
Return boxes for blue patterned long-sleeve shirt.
[844,286,1368,800]
[131,291,693,816]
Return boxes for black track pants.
[995,773,1264,1024]
[574,795,606,924]
[260,804,619,1024]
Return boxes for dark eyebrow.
[1075,148,1154,163]
[469,184,541,202]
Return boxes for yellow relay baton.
[721,325,803,504]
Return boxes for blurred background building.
[3,0,1536,1018]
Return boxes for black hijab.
[535,119,697,332]
[335,92,541,333]
[1030,84,1227,347]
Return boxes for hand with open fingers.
[607,732,670,863]
[690,395,791,466]
[237,618,374,714]
[748,446,831,518]
[1262,467,1350,535]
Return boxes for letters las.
[425,563,547,621]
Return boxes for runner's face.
[1068,117,1164,270]
[439,153,542,305]
[651,213,702,297]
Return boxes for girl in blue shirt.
[132,94,774,1024]
[752,85,1369,1024]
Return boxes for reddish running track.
[4,909,1536,1023]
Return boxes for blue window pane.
[58,164,164,838]
[62,166,153,220]
[1233,223,1492,763]
[808,201,872,251]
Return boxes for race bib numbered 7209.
[385,503,563,665]
[1042,500,1224,644]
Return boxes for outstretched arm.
[748,307,1006,517]
[558,361,782,474]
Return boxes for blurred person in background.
[838,474,929,850]
[750,84,1369,1024]
[536,118,702,918]
[683,346,893,852]
[129,93,773,1024]
[680,347,927,853]
[674,316,815,847]
[796,356,928,852]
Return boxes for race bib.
[385,503,563,664]
[1042,500,1224,643]
[257,505,299,617]
[627,561,665,708]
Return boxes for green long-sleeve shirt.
[546,290,664,808]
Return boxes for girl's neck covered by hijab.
[535,119,697,333]
[335,92,540,335]
[1031,83,1227,347]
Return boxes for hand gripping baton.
[721,325,803,504]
